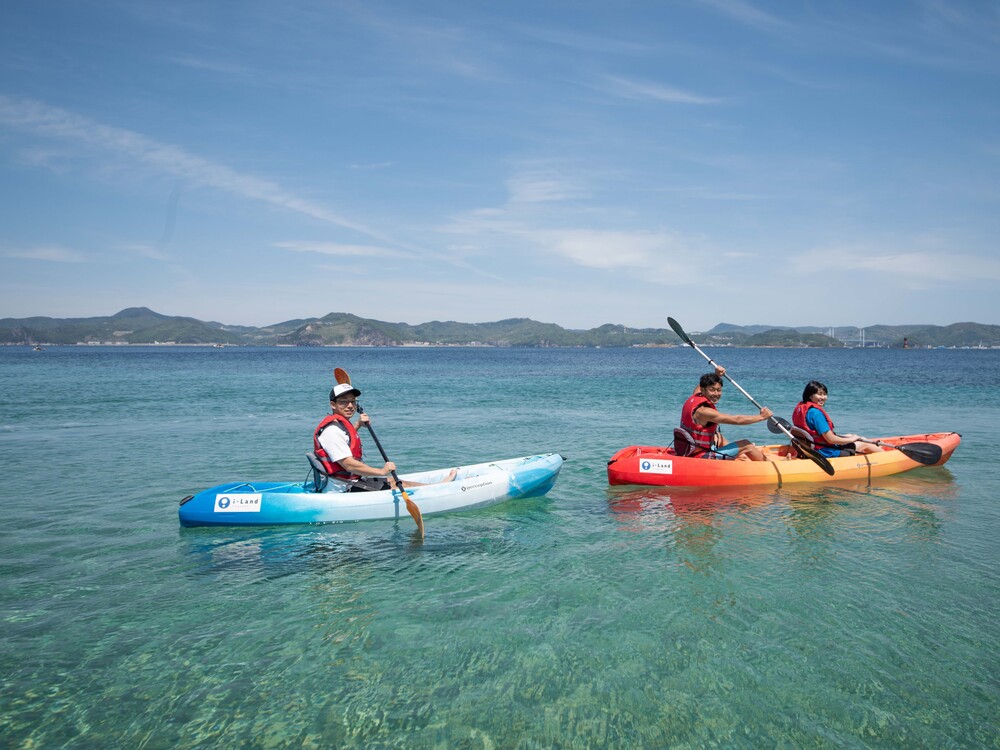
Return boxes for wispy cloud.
[790,247,1000,282]
[913,0,1000,62]
[274,240,409,259]
[596,75,723,105]
[0,94,388,242]
[440,162,706,284]
[4,245,88,262]
[442,206,702,283]
[438,207,516,237]
[349,162,394,170]
[531,229,670,268]
[122,243,170,262]
[506,171,589,204]
[652,185,761,202]
[512,25,650,56]
[335,5,497,82]
[164,56,254,77]
[698,0,792,33]
[12,146,75,171]
[525,229,696,284]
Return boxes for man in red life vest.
[313,382,456,492]
[680,368,774,461]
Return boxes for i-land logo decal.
[215,493,262,512]
[639,459,673,475]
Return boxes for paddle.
[333,368,425,538]
[766,415,942,466]
[767,415,794,434]
[667,317,836,476]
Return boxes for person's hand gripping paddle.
[667,317,835,476]
[334,368,425,538]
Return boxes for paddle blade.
[767,416,793,434]
[400,488,425,538]
[793,439,836,476]
[334,367,351,385]
[667,317,693,346]
[891,441,943,466]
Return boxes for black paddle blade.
[667,317,693,346]
[767,416,793,434]
[793,438,836,476]
[893,442,943,466]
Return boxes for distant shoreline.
[4,307,998,348]
[9,342,1000,351]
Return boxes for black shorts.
[348,477,392,492]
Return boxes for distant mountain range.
[2,308,999,348]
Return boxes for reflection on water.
[607,468,957,525]
[180,526,418,582]
[607,484,784,521]
[178,495,557,584]
[606,468,959,571]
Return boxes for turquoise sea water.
[1,345,998,749]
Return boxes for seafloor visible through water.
[1,345,997,748]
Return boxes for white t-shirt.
[317,420,357,493]
[318,419,353,463]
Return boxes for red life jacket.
[313,414,363,480]
[680,393,719,456]
[792,402,836,447]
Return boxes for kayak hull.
[607,433,960,488]
[179,453,563,527]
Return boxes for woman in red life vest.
[680,368,776,461]
[313,382,456,492]
[792,381,880,458]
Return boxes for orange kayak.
[607,432,961,487]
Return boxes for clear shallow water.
[1,346,997,748]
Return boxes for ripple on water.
[2,347,997,748]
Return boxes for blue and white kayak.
[178,453,564,527]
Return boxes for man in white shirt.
[313,382,456,492]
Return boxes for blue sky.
[2,0,998,331]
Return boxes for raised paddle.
[766,415,943,466]
[667,317,836,476]
[333,367,425,538]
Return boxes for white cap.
[330,382,361,400]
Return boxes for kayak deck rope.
[769,458,783,488]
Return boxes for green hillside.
[2,309,998,348]
[745,330,844,348]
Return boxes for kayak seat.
[673,427,698,457]
[790,426,814,446]
[306,452,329,492]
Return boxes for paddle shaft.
[668,317,835,475]
[355,403,405,488]
[358,404,425,536]
[333,367,425,536]
[333,367,404,481]
[682,340,799,446]
[669,318,783,432]
[681,344,767,413]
